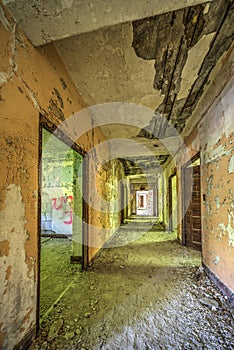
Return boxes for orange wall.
[164,45,234,294]
[0,4,123,349]
[199,86,234,292]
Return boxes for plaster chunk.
[203,3,210,14]
[177,33,215,100]
[0,72,8,85]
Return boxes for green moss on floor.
[40,237,81,317]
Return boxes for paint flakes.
[227,213,234,247]
[217,223,226,239]
[0,72,8,85]
[215,196,220,209]
[216,213,234,246]
[0,240,9,257]
[228,154,234,173]
[207,175,213,196]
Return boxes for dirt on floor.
[40,237,81,318]
[32,227,234,350]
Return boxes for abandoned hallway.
[0,0,234,349]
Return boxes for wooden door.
[184,165,202,251]
[120,183,125,224]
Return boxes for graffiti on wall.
[41,192,73,234]
[52,195,73,225]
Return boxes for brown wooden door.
[184,165,202,251]
[120,183,125,224]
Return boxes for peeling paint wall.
[0,3,124,348]
[200,77,234,292]
[164,45,234,294]
[88,158,125,262]
[0,185,36,349]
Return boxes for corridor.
[31,220,234,350]
[0,0,234,349]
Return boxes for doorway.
[136,190,154,216]
[169,173,177,232]
[182,154,202,251]
[39,127,84,323]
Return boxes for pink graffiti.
[52,195,73,224]
[64,209,73,225]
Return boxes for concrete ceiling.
[3,0,212,45]
[4,0,234,176]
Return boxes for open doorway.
[39,128,83,322]
[169,173,177,232]
[182,154,202,251]
[136,190,154,216]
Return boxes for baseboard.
[13,326,36,350]
[203,263,234,306]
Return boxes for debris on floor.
[32,229,234,350]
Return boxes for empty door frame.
[82,154,89,270]
[154,181,158,217]
[169,173,176,232]
[37,116,88,332]
[182,153,202,250]
[120,182,125,224]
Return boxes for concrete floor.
[32,223,234,350]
